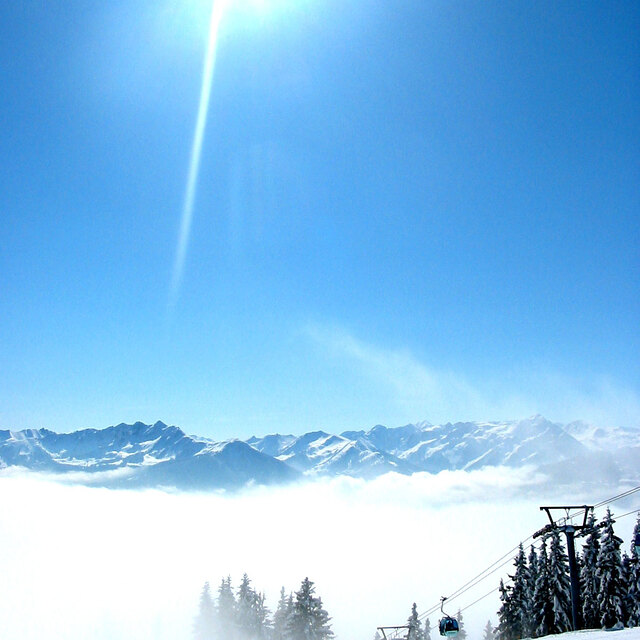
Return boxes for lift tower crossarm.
[540,505,592,529]
[378,626,410,640]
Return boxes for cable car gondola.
[438,597,459,637]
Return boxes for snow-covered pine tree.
[508,544,529,639]
[424,617,432,640]
[273,587,292,640]
[194,582,217,640]
[407,603,425,640]
[286,577,334,640]
[236,573,270,640]
[254,592,271,640]
[627,514,640,627]
[580,514,601,629]
[621,553,633,626]
[532,539,554,638]
[455,610,467,640]
[596,508,625,629]
[218,576,238,639]
[548,529,572,633]
[286,593,295,634]
[237,573,258,638]
[525,544,539,637]
[496,580,516,640]
[482,619,495,640]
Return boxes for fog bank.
[0,469,636,640]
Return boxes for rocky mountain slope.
[1,415,638,490]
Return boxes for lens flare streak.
[170,0,226,307]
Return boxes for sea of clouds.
[0,467,637,640]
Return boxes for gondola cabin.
[439,597,459,637]
[439,617,459,637]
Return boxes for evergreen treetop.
[286,577,334,640]
[423,617,432,640]
[407,603,425,640]
[596,508,625,629]
[482,619,495,640]
[194,581,217,640]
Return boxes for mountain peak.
[2,417,637,490]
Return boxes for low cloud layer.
[1,469,637,640]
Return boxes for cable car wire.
[594,485,640,508]
[611,507,640,521]
[459,586,501,613]
[410,485,640,625]
[455,505,640,618]
[568,485,640,520]
[377,485,640,637]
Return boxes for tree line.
[193,574,334,640]
[497,510,640,639]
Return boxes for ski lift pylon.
[438,597,459,637]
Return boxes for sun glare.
[169,0,279,309]
[169,0,226,309]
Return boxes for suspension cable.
[380,498,640,640]
[410,485,640,625]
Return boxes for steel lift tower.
[534,505,594,632]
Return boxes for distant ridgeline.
[0,416,639,490]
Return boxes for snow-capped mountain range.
[1,415,638,490]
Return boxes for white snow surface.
[534,630,640,640]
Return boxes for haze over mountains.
[1,415,638,490]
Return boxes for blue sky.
[1,0,638,438]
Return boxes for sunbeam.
[169,0,226,308]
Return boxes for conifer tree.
[237,573,257,637]
[424,617,432,640]
[218,576,238,639]
[497,579,516,640]
[236,573,269,640]
[621,553,633,626]
[580,514,601,629]
[627,514,640,627]
[407,603,425,640]
[286,577,334,640]
[596,509,625,629]
[194,582,217,640]
[482,620,495,640]
[254,592,271,640]
[455,610,466,640]
[273,587,292,640]
[286,593,295,633]
[525,544,539,637]
[532,539,554,638]
[508,544,529,639]
[548,529,572,633]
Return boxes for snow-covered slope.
[0,422,298,489]
[564,420,640,451]
[537,628,640,640]
[1,416,637,489]
[395,415,587,471]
